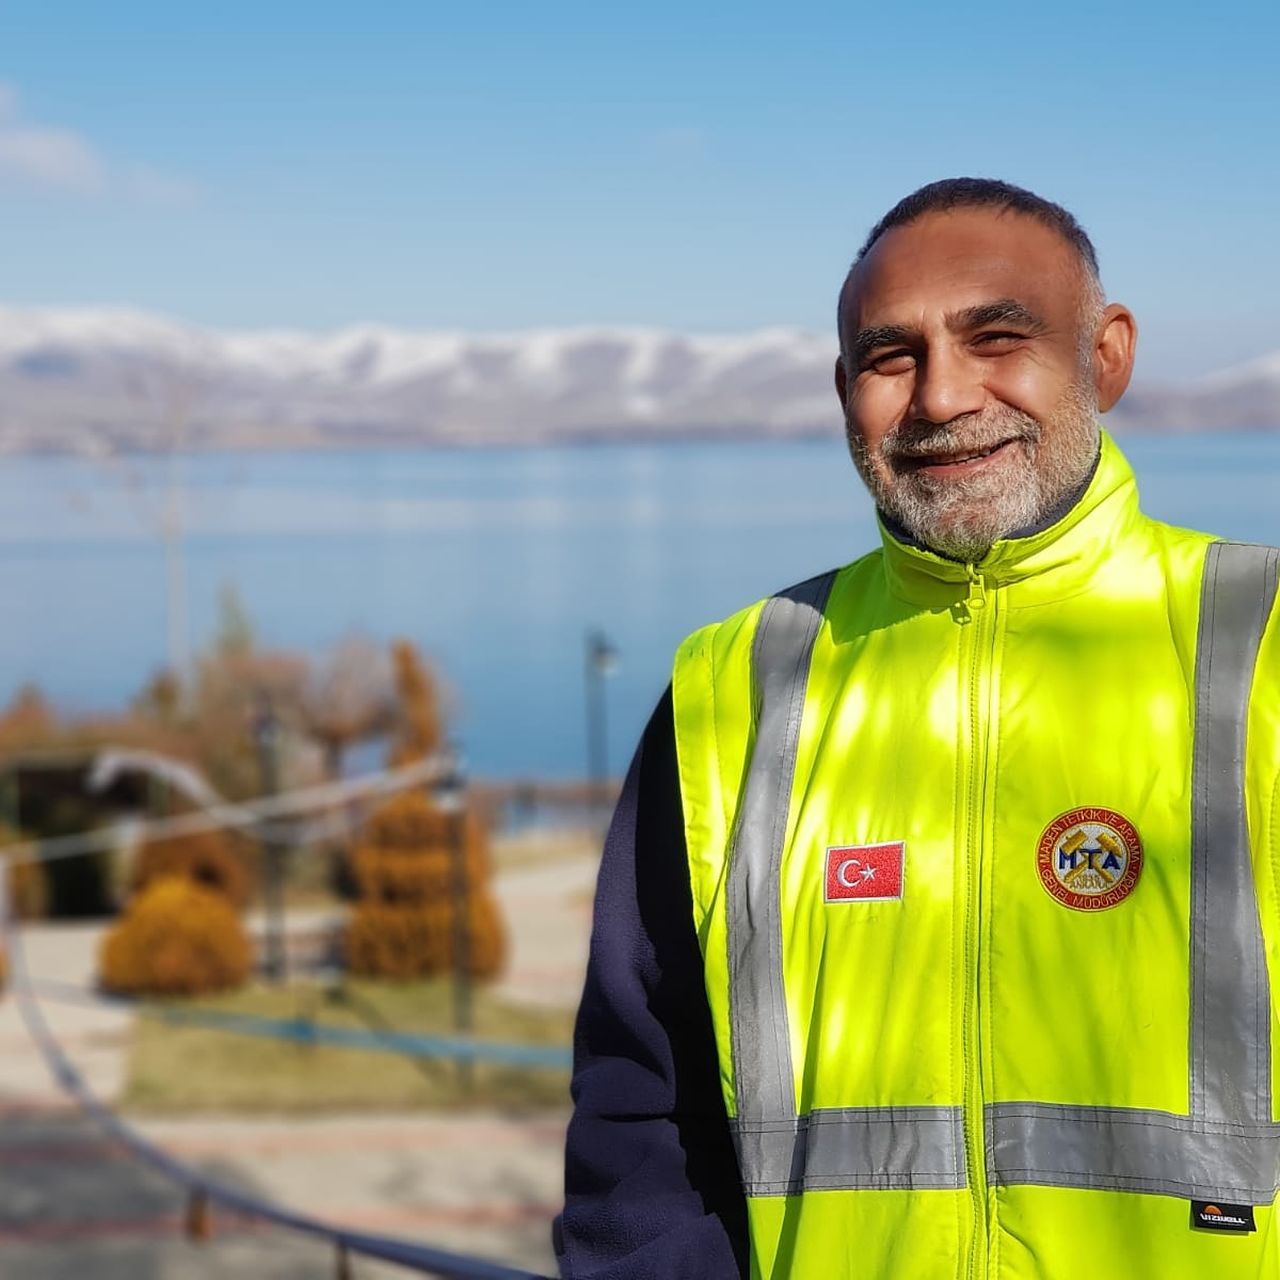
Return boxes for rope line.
[0,750,450,866]
[30,979,573,1069]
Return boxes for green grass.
[121,978,574,1115]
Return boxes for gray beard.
[849,384,1100,563]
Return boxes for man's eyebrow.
[848,323,917,365]
[948,299,1047,332]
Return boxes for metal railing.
[0,748,565,1276]
[1,909,555,1279]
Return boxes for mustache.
[883,408,1040,464]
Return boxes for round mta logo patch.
[1036,807,1143,911]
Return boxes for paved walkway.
[491,855,597,1010]
[0,840,601,1278]
[0,922,135,1104]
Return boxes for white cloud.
[0,81,195,203]
[0,121,104,189]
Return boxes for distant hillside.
[1110,351,1280,432]
[0,306,1275,454]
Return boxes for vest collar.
[879,428,1141,608]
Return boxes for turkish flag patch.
[824,842,905,902]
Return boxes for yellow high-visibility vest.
[671,431,1280,1278]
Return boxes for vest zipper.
[961,564,996,1280]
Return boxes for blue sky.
[2,0,1277,380]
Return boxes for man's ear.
[834,355,849,406]
[1093,303,1137,413]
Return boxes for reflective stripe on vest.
[727,541,1280,1200]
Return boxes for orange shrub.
[349,821,490,906]
[100,877,252,996]
[344,895,505,981]
[359,791,457,850]
[387,640,443,766]
[344,788,507,983]
[131,829,254,910]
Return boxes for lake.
[3,430,1278,778]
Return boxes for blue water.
[3,431,1278,778]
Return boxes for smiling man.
[836,183,1132,563]
[557,179,1280,1279]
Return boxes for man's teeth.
[926,442,1002,464]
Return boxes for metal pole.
[184,1186,212,1242]
[253,692,287,984]
[584,630,617,825]
[334,1241,353,1280]
[157,402,193,711]
[438,745,472,1092]
[584,631,602,821]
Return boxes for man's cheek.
[847,387,905,454]
[985,358,1069,420]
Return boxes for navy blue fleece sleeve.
[554,687,748,1279]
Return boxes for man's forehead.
[841,207,1084,331]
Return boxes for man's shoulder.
[1138,514,1280,571]
[673,550,882,667]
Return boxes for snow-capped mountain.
[1116,351,1280,432]
[0,306,1274,454]
[0,307,838,453]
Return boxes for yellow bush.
[387,640,443,766]
[131,829,255,910]
[344,895,506,981]
[345,789,507,983]
[359,791,458,850]
[349,819,490,906]
[100,877,252,996]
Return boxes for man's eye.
[865,351,915,374]
[973,331,1026,350]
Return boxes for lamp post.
[436,741,472,1090]
[584,629,618,825]
[252,690,287,984]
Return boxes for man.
[556,178,1280,1278]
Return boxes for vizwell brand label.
[824,842,905,903]
[1190,1200,1256,1233]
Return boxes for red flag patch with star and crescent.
[824,842,905,903]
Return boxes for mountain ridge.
[0,305,1276,454]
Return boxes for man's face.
[835,208,1105,562]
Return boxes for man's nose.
[908,347,986,424]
